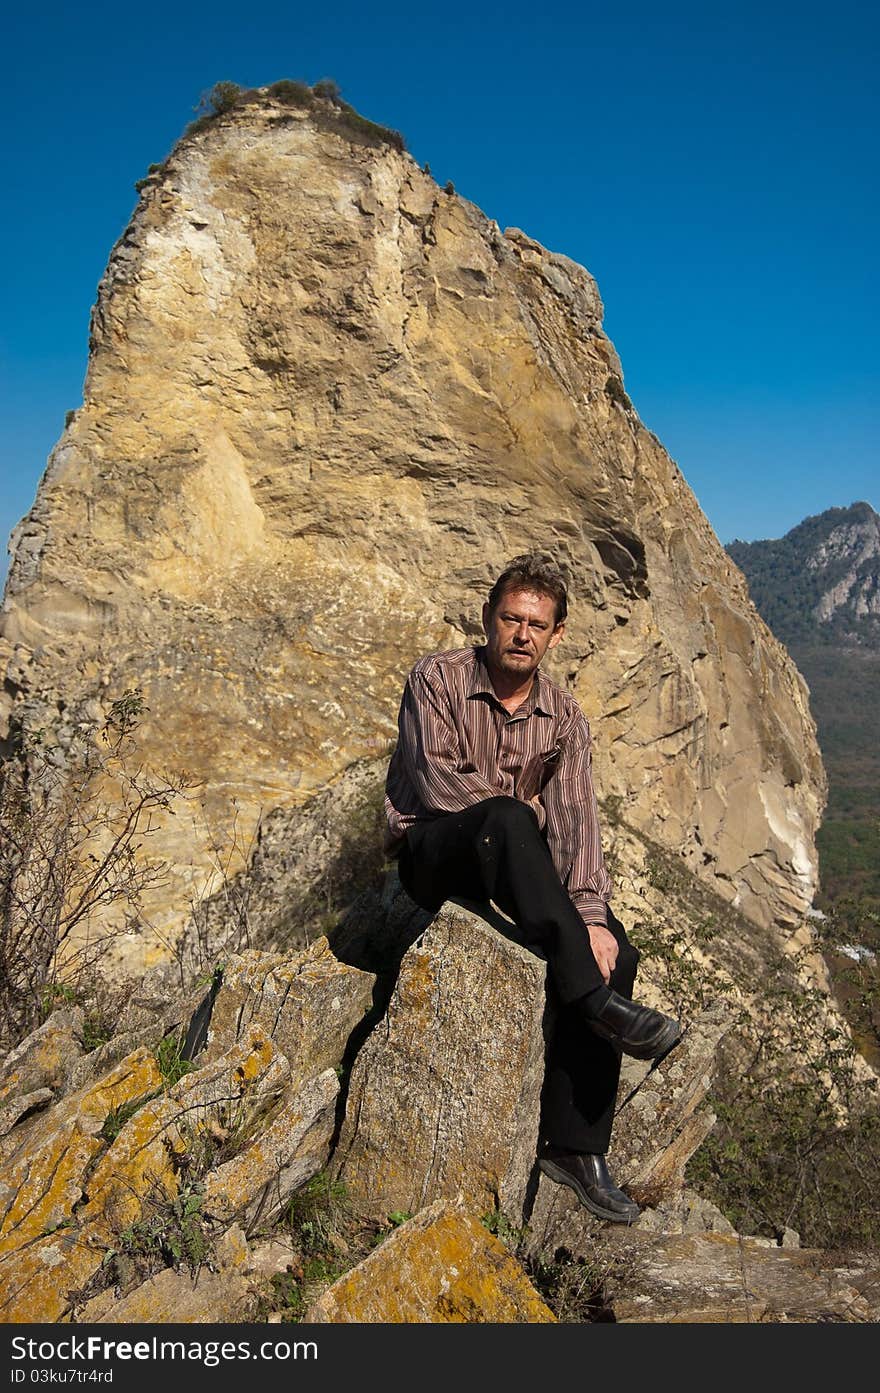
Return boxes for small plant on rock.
[100,1177,212,1293]
[285,1170,350,1253]
[156,1031,196,1088]
[312,78,342,103]
[196,81,242,117]
[369,1209,412,1248]
[267,79,314,108]
[527,1252,611,1323]
[480,1207,527,1252]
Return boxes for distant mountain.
[727,504,880,1062]
[727,502,880,649]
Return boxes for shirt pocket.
[539,746,562,780]
[517,745,561,799]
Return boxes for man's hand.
[586,923,619,985]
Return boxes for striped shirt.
[384,645,611,926]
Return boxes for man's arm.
[540,705,613,930]
[395,660,501,813]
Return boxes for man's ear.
[481,601,491,633]
[547,622,565,650]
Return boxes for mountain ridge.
[727,500,880,649]
[727,501,880,1062]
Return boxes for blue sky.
[2,0,877,585]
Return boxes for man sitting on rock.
[383,551,681,1223]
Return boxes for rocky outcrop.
[0,1049,164,1260]
[0,938,373,1322]
[0,89,825,985]
[201,1068,339,1229]
[331,908,548,1224]
[728,501,880,644]
[202,937,375,1081]
[305,1199,556,1323]
[0,887,874,1324]
[77,1225,264,1323]
[588,1229,878,1322]
[0,1008,88,1133]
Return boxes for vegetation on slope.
[628,830,880,1253]
[188,78,407,153]
[727,501,879,647]
[726,504,880,1068]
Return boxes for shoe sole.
[648,1029,683,1068]
[539,1159,640,1224]
[590,1015,682,1061]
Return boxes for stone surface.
[0,1048,164,1239]
[0,1223,107,1323]
[0,1088,54,1139]
[0,1049,166,1322]
[0,968,362,1322]
[332,906,547,1225]
[79,1094,190,1235]
[180,756,391,971]
[305,1199,556,1323]
[76,1225,262,1323]
[0,94,825,985]
[65,973,215,1095]
[203,1067,339,1229]
[633,1187,737,1237]
[80,1024,289,1232]
[595,1229,878,1322]
[203,938,375,1086]
[0,1127,103,1260]
[0,1008,85,1109]
[328,857,433,977]
[0,1022,297,1321]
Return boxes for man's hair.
[487,552,569,625]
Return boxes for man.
[384,552,680,1224]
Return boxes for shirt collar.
[468,646,553,716]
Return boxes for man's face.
[482,586,564,684]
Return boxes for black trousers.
[398,796,639,1154]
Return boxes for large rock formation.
[2,895,875,1325]
[0,88,825,978]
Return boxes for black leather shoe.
[585,990,681,1060]
[539,1149,640,1224]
